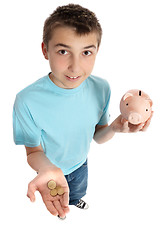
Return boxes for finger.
[43,200,58,216]
[60,194,70,213]
[150,111,154,118]
[134,123,144,132]
[121,117,127,124]
[141,112,153,131]
[145,111,154,125]
[63,206,70,214]
[122,120,129,132]
[62,191,69,207]
[27,181,37,202]
[141,119,151,131]
[53,200,66,218]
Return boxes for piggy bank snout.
[128,112,142,125]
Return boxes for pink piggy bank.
[120,89,153,125]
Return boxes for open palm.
[27,167,70,218]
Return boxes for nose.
[68,56,80,73]
[128,113,142,125]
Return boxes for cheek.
[83,57,96,72]
[49,55,67,72]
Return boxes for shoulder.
[88,75,110,90]
[87,75,111,96]
[15,75,48,103]
[88,75,110,86]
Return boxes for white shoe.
[75,199,89,210]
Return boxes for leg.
[65,160,88,206]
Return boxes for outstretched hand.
[27,167,70,218]
[111,111,153,133]
[140,111,154,131]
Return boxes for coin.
[57,186,65,195]
[47,180,57,190]
[50,188,58,197]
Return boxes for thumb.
[121,117,127,124]
[27,181,37,202]
[121,119,129,133]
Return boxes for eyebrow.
[54,43,71,49]
[54,43,97,49]
[83,45,97,49]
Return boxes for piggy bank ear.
[147,98,153,107]
[123,92,133,101]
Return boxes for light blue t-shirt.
[13,74,111,175]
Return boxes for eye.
[83,50,92,56]
[126,103,128,106]
[58,50,68,55]
[146,109,149,111]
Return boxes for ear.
[123,92,133,101]
[147,98,153,107]
[41,42,49,60]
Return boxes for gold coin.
[50,188,58,197]
[47,180,57,190]
[57,186,65,195]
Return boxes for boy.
[13,4,151,220]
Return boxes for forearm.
[93,124,115,144]
[27,151,57,172]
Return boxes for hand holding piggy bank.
[120,89,153,125]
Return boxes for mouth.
[65,75,81,82]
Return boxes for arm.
[93,124,115,144]
[93,113,151,144]
[25,145,56,172]
[25,145,70,218]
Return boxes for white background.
[1,0,167,239]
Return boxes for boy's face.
[42,26,99,89]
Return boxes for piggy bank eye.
[126,103,128,106]
[146,109,148,111]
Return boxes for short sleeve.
[98,87,111,126]
[13,94,41,147]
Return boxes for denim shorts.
[65,160,88,205]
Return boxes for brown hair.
[43,4,102,49]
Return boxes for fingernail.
[58,215,66,220]
[31,197,35,202]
